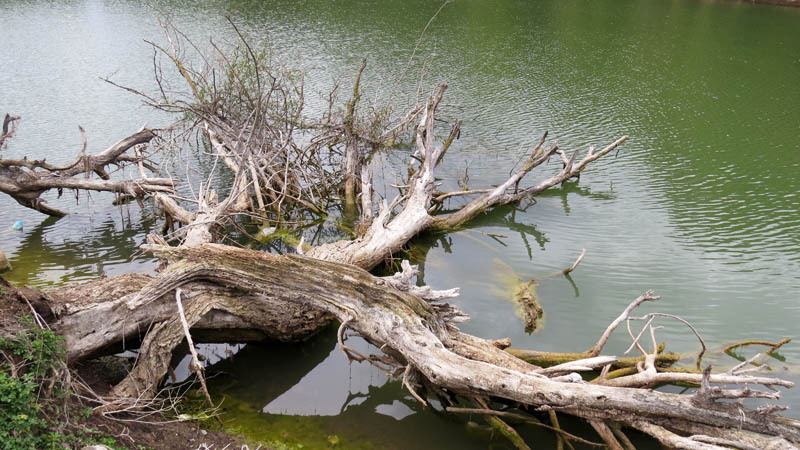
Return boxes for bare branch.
[587,291,660,357]
[175,288,215,408]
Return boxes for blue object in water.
[11,220,22,231]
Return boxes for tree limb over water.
[0,123,171,216]
[47,244,799,450]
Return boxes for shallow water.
[2,0,800,447]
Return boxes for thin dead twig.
[402,365,427,406]
[174,288,216,412]
[587,291,660,357]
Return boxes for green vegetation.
[187,392,374,450]
[0,316,127,450]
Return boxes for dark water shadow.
[197,324,662,449]
[203,323,339,404]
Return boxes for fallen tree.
[4,86,795,447]
[2,26,799,449]
[46,244,800,449]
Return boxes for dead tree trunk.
[45,243,800,449]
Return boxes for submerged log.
[514,280,543,333]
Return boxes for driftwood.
[0,114,20,148]
[6,77,799,449]
[306,84,626,271]
[46,245,800,449]
[0,121,170,216]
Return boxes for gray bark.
[46,243,800,449]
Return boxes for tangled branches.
[104,19,408,236]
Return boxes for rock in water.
[0,250,10,273]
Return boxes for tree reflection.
[4,206,159,287]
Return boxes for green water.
[2,0,800,447]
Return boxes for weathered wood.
[343,58,368,217]
[306,84,455,268]
[431,136,627,231]
[506,346,681,369]
[0,120,169,217]
[48,274,330,361]
[46,243,799,448]
[305,84,625,273]
[0,114,20,147]
[9,75,796,449]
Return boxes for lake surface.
[2,0,799,448]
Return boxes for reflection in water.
[206,327,339,409]
[199,326,646,449]
[408,178,611,283]
[535,178,617,217]
[2,205,159,286]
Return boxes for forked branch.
[0,116,170,217]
